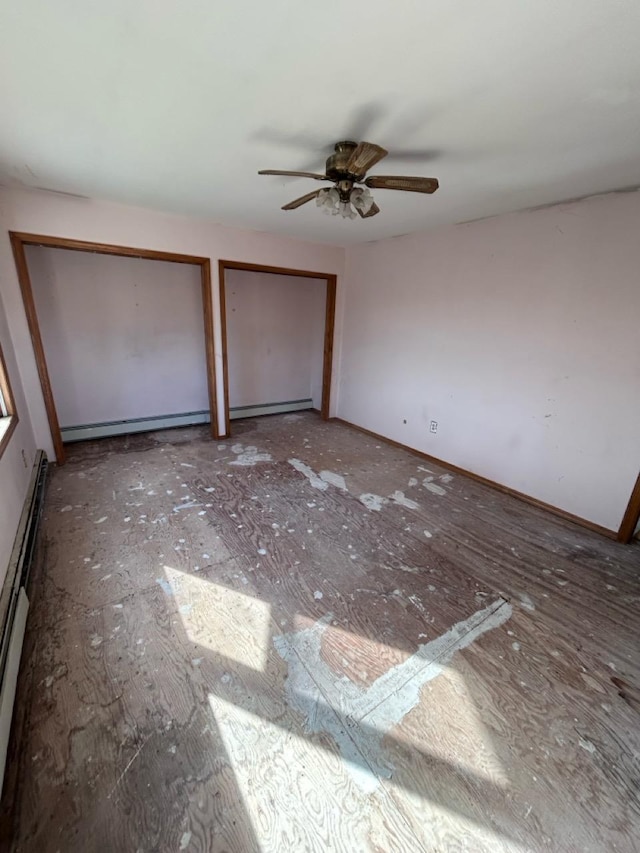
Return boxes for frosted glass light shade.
[351,187,374,215]
[316,187,340,215]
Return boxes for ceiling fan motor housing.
[325,141,360,181]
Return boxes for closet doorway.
[10,233,218,464]
[218,261,336,437]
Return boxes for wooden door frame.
[218,260,337,438]
[9,231,219,465]
[618,472,640,543]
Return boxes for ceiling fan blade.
[346,142,388,176]
[259,170,328,181]
[281,190,321,210]
[364,175,439,193]
[357,201,380,219]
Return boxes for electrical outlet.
[429,421,438,434]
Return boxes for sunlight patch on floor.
[208,694,524,852]
[208,694,406,851]
[162,565,271,672]
[393,663,510,788]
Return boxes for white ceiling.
[1,0,640,246]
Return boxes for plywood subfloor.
[2,413,639,852]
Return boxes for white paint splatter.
[519,593,536,612]
[439,473,454,484]
[390,490,419,510]
[422,478,446,496]
[424,530,433,539]
[179,831,192,850]
[173,501,202,513]
[408,477,418,487]
[60,505,73,513]
[257,548,267,556]
[90,634,103,648]
[358,493,389,512]
[407,593,428,617]
[320,470,347,491]
[230,443,272,466]
[313,590,323,600]
[512,642,521,651]
[578,737,596,754]
[397,565,420,574]
[288,458,328,491]
[95,516,108,524]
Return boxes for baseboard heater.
[60,400,314,441]
[61,410,212,442]
[229,398,313,420]
[0,450,48,795]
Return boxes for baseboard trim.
[332,417,618,541]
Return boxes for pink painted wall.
[26,247,209,426]
[339,190,640,532]
[0,220,37,585]
[0,187,345,458]
[225,271,326,410]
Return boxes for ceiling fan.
[259,140,439,220]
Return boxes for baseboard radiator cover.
[229,398,313,420]
[0,450,48,795]
[60,410,212,442]
[60,400,315,442]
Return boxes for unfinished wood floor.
[2,412,639,852]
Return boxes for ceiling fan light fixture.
[316,186,374,219]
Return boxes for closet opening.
[218,260,336,437]
[10,232,218,464]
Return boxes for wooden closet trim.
[617,472,640,543]
[10,231,219,464]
